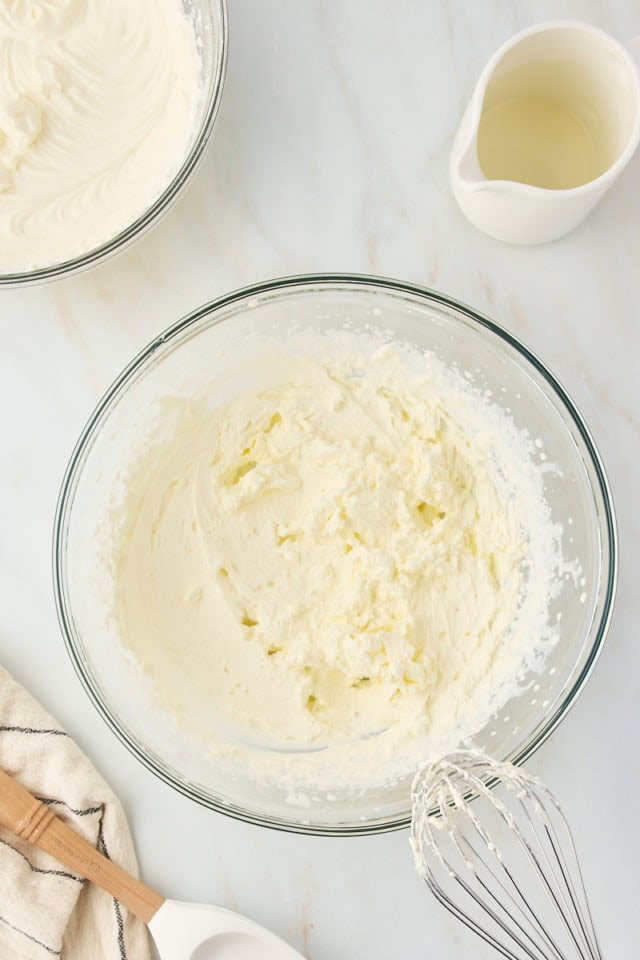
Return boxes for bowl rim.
[0,0,228,288]
[52,273,618,836]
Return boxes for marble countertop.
[2,1,639,957]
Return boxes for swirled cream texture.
[113,340,563,791]
[0,0,200,271]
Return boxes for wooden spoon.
[0,766,306,959]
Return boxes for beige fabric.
[0,666,152,960]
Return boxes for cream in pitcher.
[450,21,640,244]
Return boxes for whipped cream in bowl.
[54,276,616,834]
[0,0,227,285]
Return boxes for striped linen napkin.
[0,665,151,960]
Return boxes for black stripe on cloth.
[97,809,128,960]
[113,897,127,960]
[0,914,60,956]
[0,725,68,736]
[0,838,82,882]
[37,797,104,817]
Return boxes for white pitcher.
[450,21,640,244]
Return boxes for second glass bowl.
[0,0,227,287]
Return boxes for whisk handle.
[0,766,165,923]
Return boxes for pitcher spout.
[449,94,488,195]
[451,140,487,194]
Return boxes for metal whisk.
[410,751,603,960]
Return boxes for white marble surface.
[1,1,639,957]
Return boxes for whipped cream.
[0,0,200,271]
[112,335,565,793]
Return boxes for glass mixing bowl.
[0,0,227,288]
[53,275,617,835]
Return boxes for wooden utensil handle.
[0,766,164,923]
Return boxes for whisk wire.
[447,800,571,960]
[507,792,586,959]
[446,767,579,959]
[426,873,529,960]
[541,818,602,960]
[514,784,600,960]
[411,752,604,960]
